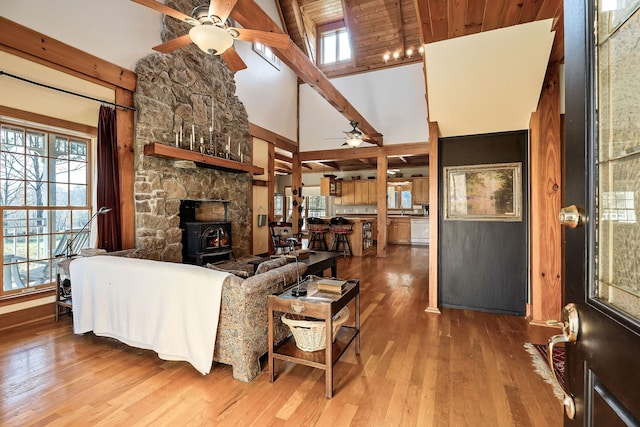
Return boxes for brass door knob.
[559,205,585,228]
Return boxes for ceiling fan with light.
[131,0,290,72]
[341,121,382,147]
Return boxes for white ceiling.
[1,2,556,146]
[299,63,430,151]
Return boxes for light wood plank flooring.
[0,245,562,426]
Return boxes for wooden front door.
[562,1,640,424]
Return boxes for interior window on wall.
[307,194,327,218]
[1,120,92,296]
[320,28,351,65]
[387,182,412,210]
[253,42,281,70]
[283,186,327,229]
[274,193,284,221]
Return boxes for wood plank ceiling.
[276,0,564,173]
[278,0,564,79]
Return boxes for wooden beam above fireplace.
[144,143,264,175]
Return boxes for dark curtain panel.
[96,105,122,252]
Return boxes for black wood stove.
[180,200,232,265]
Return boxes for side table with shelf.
[268,278,360,398]
[55,257,75,321]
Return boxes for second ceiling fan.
[341,121,382,147]
[132,0,290,72]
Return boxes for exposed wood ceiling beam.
[275,160,292,173]
[276,152,314,169]
[275,153,292,163]
[341,0,358,66]
[300,141,429,162]
[286,0,312,58]
[395,0,406,57]
[248,122,298,153]
[232,0,382,145]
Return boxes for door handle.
[559,205,586,228]
[547,303,579,419]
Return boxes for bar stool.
[329,217,352,257]
[307,218,328,251]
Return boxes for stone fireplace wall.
[132,1,252,262]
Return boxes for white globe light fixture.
[189,24,234,55]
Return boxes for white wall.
[425,19,555,137]
[299,63,430,151]
[0,52,114,126]
[0,0,299,142]
[0,0,160,71]
[252,185,270,255]
[233,0,299,142]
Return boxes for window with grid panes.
[1,120,91,295]
[320,28,351,65]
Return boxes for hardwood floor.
[0,245,562,426]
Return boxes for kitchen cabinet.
[368,180,377,205]
[344,179,377,205]
[335,179,377,206]
[412,177,429,205]
[387,217,411,244]
[339,181,355,205]
[354,180,369,204]
[320,177,341,196]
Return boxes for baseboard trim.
[0,302,55,332]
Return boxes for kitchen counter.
[314,218,376,256]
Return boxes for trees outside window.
[387,182,412,210]
[1,121,91,295]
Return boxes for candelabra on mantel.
[171,126,245,164]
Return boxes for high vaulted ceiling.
[278,0,564,79]
[275,0,564,173]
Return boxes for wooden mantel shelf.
[144,143,264,175]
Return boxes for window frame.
[318,21,352,66]
[284,186,328,229]
[1,115,94,298]
[252,42,281,70]
[387,180,412,211]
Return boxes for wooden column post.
[291,151,302,235]
[376,155,387,257]
[426,121,440,313]
[115,87,135,249]
[530,62,562,324]
[267,143,275,222]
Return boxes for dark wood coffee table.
[249,251,340,277]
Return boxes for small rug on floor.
[524,343,565,401]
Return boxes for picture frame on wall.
[444,162,522,221]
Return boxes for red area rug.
[524,343,565,400]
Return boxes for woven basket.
[282,307,350,352]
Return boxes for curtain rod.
[0,70,136,112]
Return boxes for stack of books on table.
[317,279,347,294]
